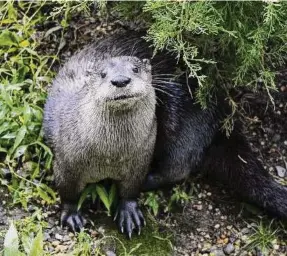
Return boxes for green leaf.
[60,19,68,28]
[23,48,39,57]
[1,88,13,107]
[96,184,111,212]
[21,233,33,255]
[19,40,30,47]
[38,184,57,203]
[91,189,98,203]
[23,102,31,125]
[0,146,7,152]
[1,82,26,91]
[29,228,43,256]
[32,141,53,157]
[128,243,142,254]
[11,126,27,155]
[77,185,94,211]
[31,162,40,179]
[13,145,28,159]
[1,132,17,140]
[0,30,19,46]
[36,186,53,204]
[4,222,20,256]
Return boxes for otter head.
[86,56,154,111]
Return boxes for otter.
[44,52,156,237]
[43,31,287,238]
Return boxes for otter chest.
[76,107,157,182]
[84,142,155,183]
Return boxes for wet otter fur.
[43,31,287,238]
[44,46,156,238]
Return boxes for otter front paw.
[61,203,86,232]
[114,199,145,239]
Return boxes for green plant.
[0,0,95,208]
[166,185,192,211]
[72,230,94,256]
[143,191,161,216]
[112,1,287,132]
[143,184,193,216]
[244,220,279,254]
[2,221,44,256]
[0,0,57,208]
[78,183,117,216]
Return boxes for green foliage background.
[0,0,287,213]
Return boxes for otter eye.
[132,67,139,73]
[101,72,106,78]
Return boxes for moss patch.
[92,212,173,256]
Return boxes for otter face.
[87,56,154,109]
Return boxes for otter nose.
[111,76,131,88]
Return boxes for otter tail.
[203,128,287,219]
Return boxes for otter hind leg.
[203,130,287,219]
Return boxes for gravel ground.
[0,10,286,256]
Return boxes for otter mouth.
[108,94,142,102]
[113,95,135,101]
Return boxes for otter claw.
[114,199,145,239]
[61,203,85,232]
[61,212,85,232]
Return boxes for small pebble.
[193,204,203,211]
[105,251,116,256]
[211,249,225,256]
[202,242,211,252]
[223,243,235,255]
[214,224,220,229]
[52,240,60,247]
[55,244,67,252]
[44,233,51,241]
[241,228,250,234]
[55,233,63,240]
[275,166,286,177]
[272,134,281,142]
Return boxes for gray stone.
[105,250,116,256]
[241,227,250,234]
[223,243,235,255]
[55,233,63,240]
[210,247,225,256]
[272,134,281,142]
[275,166,286,178]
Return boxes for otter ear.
[142,58,151,71]
[142,58,150,65]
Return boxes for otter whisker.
[130,40,141,56]
[152,75,179,79]
[155,96,164,105]
[152,79,182,87]
[152,59,172,69]
[153,87,174,98]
